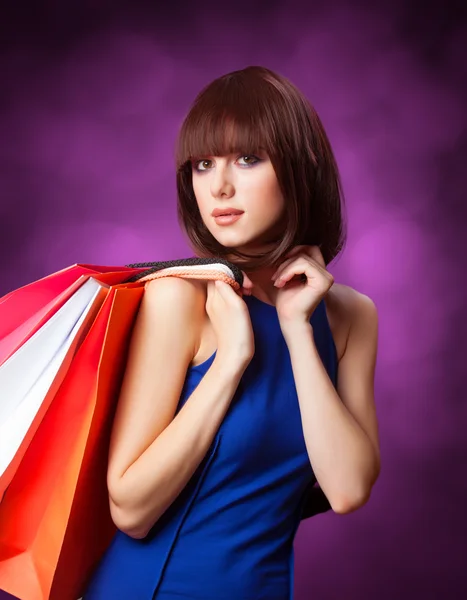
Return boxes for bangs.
[176,78,278,170]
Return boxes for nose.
[210,162,235,199]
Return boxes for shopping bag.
[0,266,147,502]
[0,263,145,366]
[0,283,144,600]
[0,256,245,600]
[0,279,109,502]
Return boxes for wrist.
[214,351,251,378]
[280,320,314,345]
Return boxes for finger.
[241,271,254,294]
[215,279,235,296]
[275,262,331,288]
[273,245,315,280]
[219,279,248,301]
[287,245,323,262]
[284,245,307,258]
[308,246,325,268]
[273,247,325,282]
[274,261,311,286]
[206,280,215,304]
[273,252,320,281]
[271,256,296,281]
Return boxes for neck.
[244,266,280,305]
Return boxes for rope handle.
[123,256,244,290]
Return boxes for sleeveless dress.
[82,294,338,600]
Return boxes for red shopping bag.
[0,265,147,502]
[0,282,145,600]
[0,263,145,365]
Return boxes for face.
[191,150,286,258]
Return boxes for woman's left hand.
[272,245,334,326]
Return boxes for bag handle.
[124,256,244,289]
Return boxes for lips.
[211,208,244,217]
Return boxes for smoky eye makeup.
[191,153,263,172]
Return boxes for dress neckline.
[244,294,277,309]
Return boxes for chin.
[207,224,278,255]
[210,232,253,249]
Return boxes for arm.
[107,277,246,539]
[283,290,380,514]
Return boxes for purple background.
[1,1,466,598]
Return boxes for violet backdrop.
[0,1,466,599]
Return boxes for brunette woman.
[83,65,380,600]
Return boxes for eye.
[238,155,260,166]
[192,159,213,172]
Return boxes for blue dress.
[83,295,338,600]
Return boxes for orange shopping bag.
[0,257,245,600]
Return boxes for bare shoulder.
[324,282,378,362]
[142,276,207,362]
[328,282,378,316]
[144,275,206,308]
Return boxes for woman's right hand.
[205,274,255,367]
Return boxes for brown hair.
[175,65,347,270]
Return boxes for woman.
[83,65,380,599]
